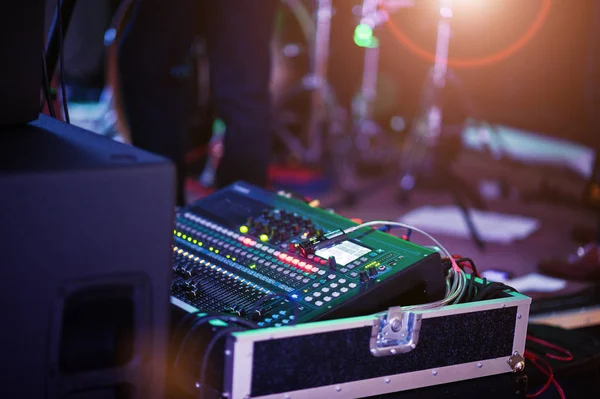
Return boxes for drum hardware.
[395,0,486,249]
[273,0,345,166]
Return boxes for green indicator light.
[215,249,220,254]
[355,23,372,41]
[240,225,249,234]
[226,255,231,259]
[232,257,236,261]
[250,264,256,269]
[173,230,177,234]
[259,234,269,242]
[209,247,214,251]
[182,234,187,239]
[193,239,197,244]
[176,232,182,237]
[187,237,192,242]
[353,24,379,48]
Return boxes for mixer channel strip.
[169,182,446,327]
[172,249,270,316]
[172,212,337,324]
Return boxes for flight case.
[220,281,531,399]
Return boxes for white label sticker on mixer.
[315,241,371,266]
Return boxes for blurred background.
[47,0,600,334]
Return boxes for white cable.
[343,220,453,259]
[344,220,467,310]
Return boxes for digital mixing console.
[170,182,446,327]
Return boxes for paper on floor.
[399,205,540,244]
[504,273,567,293]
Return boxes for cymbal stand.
[397,0,486,249]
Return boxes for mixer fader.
[170,182,446,326]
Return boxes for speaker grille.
[59,285,135,373]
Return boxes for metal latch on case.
[369,307,421,357]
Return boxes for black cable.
[41,50,56,117]
[454,257,479,277]
[173,314,257,369]
[174,309,205,340]
[474,281,516,301]
[198,326,244,396]
[56,0,70,123]
[467,274,478,302]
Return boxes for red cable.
[524,334,571,399]
[451,254,481,277]
[527,335,574,361]
[525,350,556,398]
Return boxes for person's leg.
[119,0,197,205]
[205,0,278,189]
[539,154,600,280]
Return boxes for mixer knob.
[368,267,378,276]
[225,306,245,316]
[328,256,337,271]
[359,270,370,283]
[177,268,188,278]
[224,306,236,315]
[251,310,262,322]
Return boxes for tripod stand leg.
[438,161,486,249]
[333,135,361,207]
[454,190,486,250]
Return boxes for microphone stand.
[397,0,486,250]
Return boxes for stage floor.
[318,150,597,304]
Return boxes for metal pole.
[44,0,78,81]
[304,0,333,162]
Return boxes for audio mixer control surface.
[170,182,446,326]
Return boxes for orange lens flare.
[385,0,552,69]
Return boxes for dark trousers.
[119,0,277,205]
